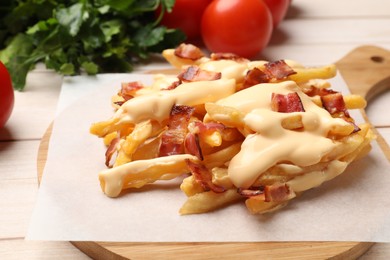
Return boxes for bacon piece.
[178,66,221,82]
[119,81,144,101]
[184,133,203,160]
[242,67,271,89]
[263,184,294,202]
[303,86,338,97]
[105,137,120,167]
[241,60,296,90]
[264,60,296,80]
[165,80,181,90]
[210,52,249,63]
[238,187,264,197]
[190,121,225,135]
[238,183,294,202]
[321,92,348,115]
[321,93,360,132]
[113,101,125,106]
[271,92,305,113]
[184,122,225,159]
[185,159,226,193]
[158,105,195,157]
[174,43,205,60]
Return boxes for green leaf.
[81,61,99,74]
[97,5,110,14]
[44,48,68,71]
[5,55,34,91]
[60,63,75,75]
[135,25,166,47]
[0,34,34,64]
[100,19,123,42]
[56,3,85,37]
[131,0,160,12]
[161,0,176,12]
[27,18,58,34]
[98,0,135,11]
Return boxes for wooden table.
[1,0,389,258]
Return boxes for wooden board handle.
[336,45,390,100]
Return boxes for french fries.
[91,43,375,215]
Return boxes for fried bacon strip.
[158,105,195,157]
[242,67,271,89]
[271,92,305,113]
[119,81,144,101]
[190,121,225,135]
[174,43,205,60]
[178,66,222,82]
[238,183,295,202]
[185,159,226,193]
[165,80,181,90]
[264,60,297,80]
[303,86,337,97]
[242,60,296,89]
[321,92,348,115]
[321,93,360,132]
[105,137,120,167]
[184,121,226,160]
[184,133,203,160]
[210,52,249,63]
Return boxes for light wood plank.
[0,240,90,260]
[0,178,38,238]
[287,0,390,18]
[0,70,62,141]
[262,43,390,66]
[359,243,390,260]
[376,128,390,144]
[0,140,41,180]
[273,18,390,45]
[366,90,390,127]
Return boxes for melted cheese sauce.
[216,81,349,188]
[114,78,236,124]
[199,60,248,82]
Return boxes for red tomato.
[263,0,290,28]
[156,0,212,40]
[201,0,273,58]
[0,61,14,128]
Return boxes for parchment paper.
[27,73,390,242]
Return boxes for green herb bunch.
[0,0,184,90]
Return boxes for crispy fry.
[245,198,288,214]
[344,94,367,109]
[205,103,245,128]
[180,175,204,197]
[180,189,243,215]
[288,64,337,83]
[103,131,118,146]
[203,142,242,168]
[99,154,198,197]
[90,118,121,137]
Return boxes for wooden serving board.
[37,45,390,260]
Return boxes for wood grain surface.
[37,46,390,259]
